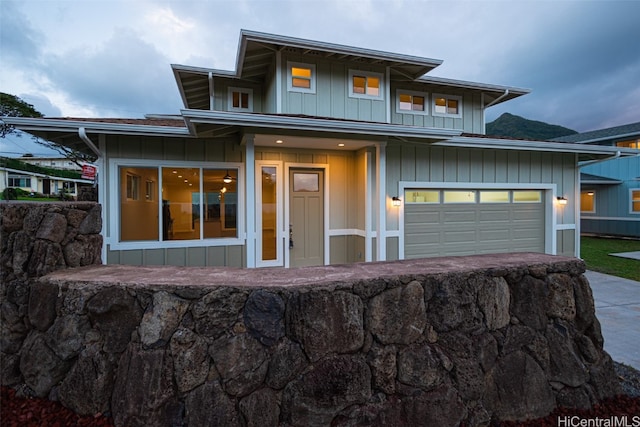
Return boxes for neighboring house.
[0,156,94,198]
[3,30,637,268]
[554,122,640,238]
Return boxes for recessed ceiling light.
[276,139,283,144]
[338,143,345,147]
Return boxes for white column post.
[376,142,387,261]
[244,134,256,268]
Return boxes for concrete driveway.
[585,270,640,370]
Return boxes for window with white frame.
[581,190,596,213]
[396,90,428,114]
[228,87,253,112]
[287,62,316,93]
[349,70,383,99]
[8,174,31,188]
[117,164,241,243]
[433,94,462,118]
[631,189,640,213]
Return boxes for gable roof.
[553,121,640,144]
[173,29,529,110]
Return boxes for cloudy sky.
[1,0,639,155]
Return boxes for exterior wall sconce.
[392,196,402,207]
[556,196,568,205]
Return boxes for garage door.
[404,189,545,258]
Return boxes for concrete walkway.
[610,251,640,261]
[585,270,640,370]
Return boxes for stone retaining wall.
[0,203,621,426]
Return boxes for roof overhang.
[181,110,462,146]
[173,29,446,110]
[580,173,623,185]
[238,29,443,81]
[418,76,530,107]
[1,117,190,157]
[439,135,640,162]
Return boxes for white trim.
[396,182,558,260]
[245,136,256,267]
[227,87,254,112]
[365,148,374,262]
[98,135,107,264]
[349,69,384,100]
[328,229,367,237]
[556,224,577,230]
[432,93,462,118]
[276,51,282,114]
[284,162,330,267]
[582,216,640,222]
[255,160,284,268]
[376,143,386,261]
[287,61,316,94]
[107,158,245,251]
[395,89,429,116]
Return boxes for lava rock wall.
[0,203,621,426]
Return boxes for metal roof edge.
[238,29,444,68]
[418,76,531,94]
[181,109,461,139]
[0,166,94,183]
[441,135,640,156]
[2,117,191,137]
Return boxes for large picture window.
[117,164,240,243]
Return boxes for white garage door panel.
[404,190,545,259]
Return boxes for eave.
[439,135,640,162]
[181,110,462,143]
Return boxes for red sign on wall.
[81,164,97,180]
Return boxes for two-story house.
[554,122,640,238]
[3,30,636,267]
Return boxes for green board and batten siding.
[104,134,245,267]
[386,142,578,258]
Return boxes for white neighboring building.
[0,155,95,198]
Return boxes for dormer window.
[396,90,428,114]
[433,94,462,118]
[288,62,316,93]
[349,70,383,99]
[228,87,253,112]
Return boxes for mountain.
[486,113,577,140]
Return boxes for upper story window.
[349,70,383,99]
[616,139,640,149]
[396,90,428,114]
[287,62,316,93]
[433,94,462,118]
[228,87,253,112]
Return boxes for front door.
[289,169,324,267]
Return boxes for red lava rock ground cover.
[1,386,114,427]
[2,385,639,427]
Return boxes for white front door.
[289,169,324,267]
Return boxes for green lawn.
[581,236,640,281]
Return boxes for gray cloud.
[45,29,182,117]
[2,0,638,134]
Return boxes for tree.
[0,92,96,164]
[0,92,43,137]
